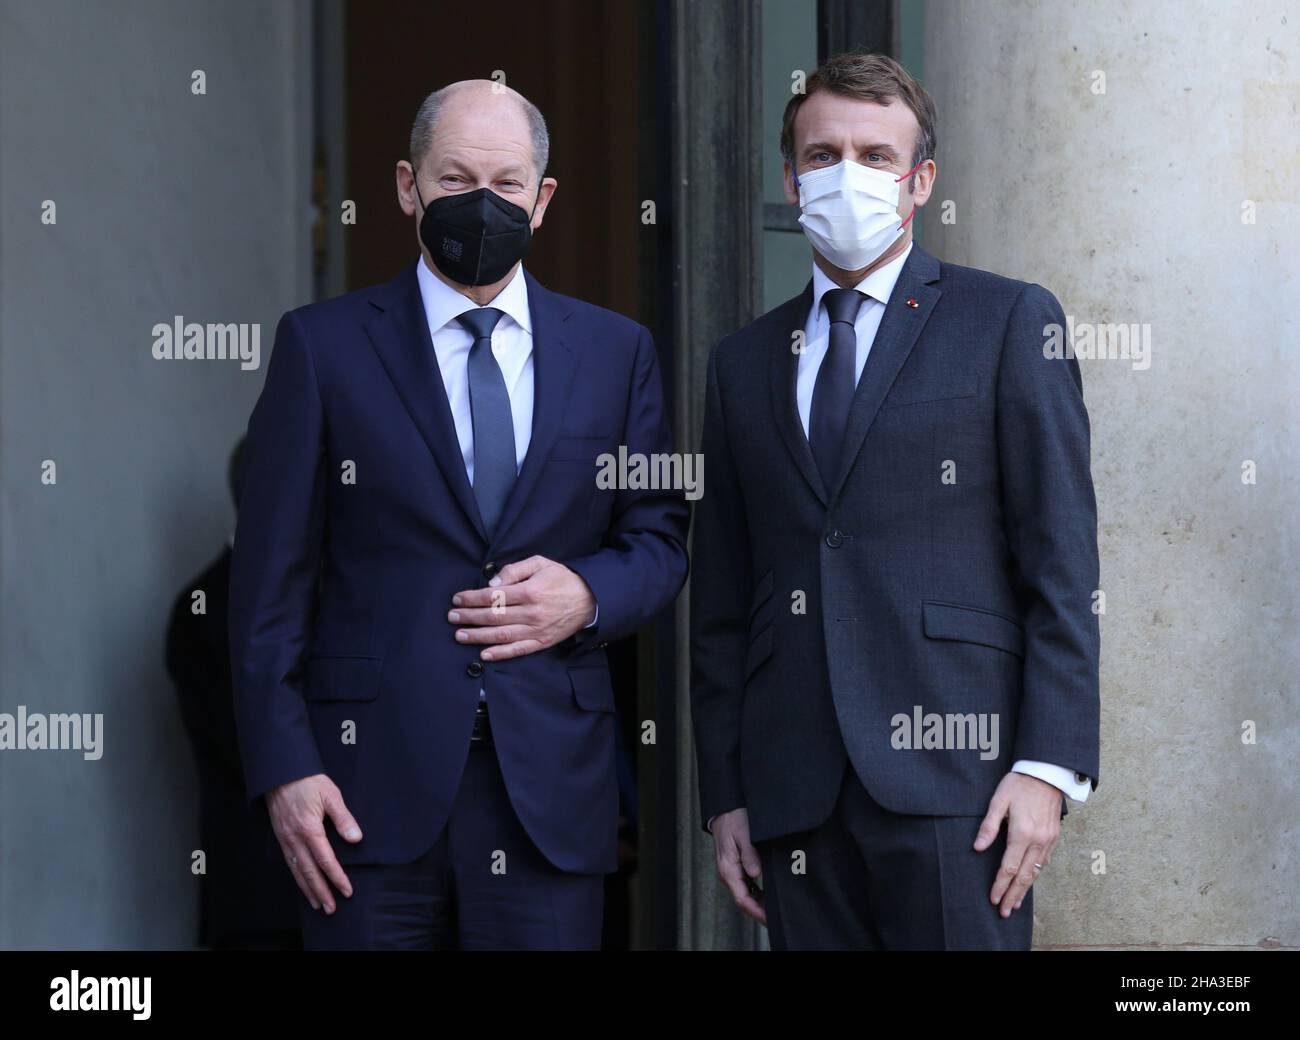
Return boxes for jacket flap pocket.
[745,625,773,681]
[570,665,615,712]
[885,374,980,408]
[303,655,384,701]
[922,601,1024,658]
[749,568,774,620]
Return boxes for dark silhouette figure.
[165,439,301,950]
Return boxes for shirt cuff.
[1012,760,1091,803]
[583,603,599,629]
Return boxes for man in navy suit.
[691,53,1100,950]
[229,80,688,950]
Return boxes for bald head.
[409,80,549,181]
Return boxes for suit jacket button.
[483,561,497,580]
[466,661,484,678]
[825,529,844,548]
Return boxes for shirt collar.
[416,257,532,337]
[810,240,913,321]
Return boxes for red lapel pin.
[905,297,919,309]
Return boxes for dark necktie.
[456,307,516,536]
[808,288,866,487]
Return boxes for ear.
[906,158,937,209]
[396,160,419,217]
[783,161,800,206]
[530,177,559,231]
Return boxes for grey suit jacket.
[690,244,1100,842]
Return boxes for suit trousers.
[297,718,604,950]
[755,760,1032,950]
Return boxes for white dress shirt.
[795,244,1090,806]
[414,258,597,680]
[417,257,534,481]
[797,243,914,439]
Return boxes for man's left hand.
[448,555,596,661]
[973,771,1062,918]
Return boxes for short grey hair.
[409,83,550,181]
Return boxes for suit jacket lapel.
[489,269,577,547]
[827,244,942,501]
[768,281,828,507]
[363,261,488,541]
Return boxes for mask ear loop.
[411,165,427,213]
[894,159,932,229]
[526,176,545,225]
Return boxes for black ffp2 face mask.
[414,178,539,287]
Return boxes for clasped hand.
[447,554,596,661]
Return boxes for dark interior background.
[344,0,649,314]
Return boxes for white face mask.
[793,159,921,271]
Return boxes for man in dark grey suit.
[690,52,1100,950]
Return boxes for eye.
[812,151,835,164]
[867,153,888,164]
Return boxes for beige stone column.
[920,0,1299,949]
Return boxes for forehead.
[793,91,919,152]
[426,92,534,171]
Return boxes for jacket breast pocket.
[303,655,384,701]
[883,373,980,408]
[922,600,1024,658]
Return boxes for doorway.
[314,0,670,949]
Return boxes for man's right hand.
[711,807,766,925]
[266,774,363,914]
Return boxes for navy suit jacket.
[229,262,688,874]
[690,244,1100,843]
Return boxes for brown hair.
[780,53,937,190]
